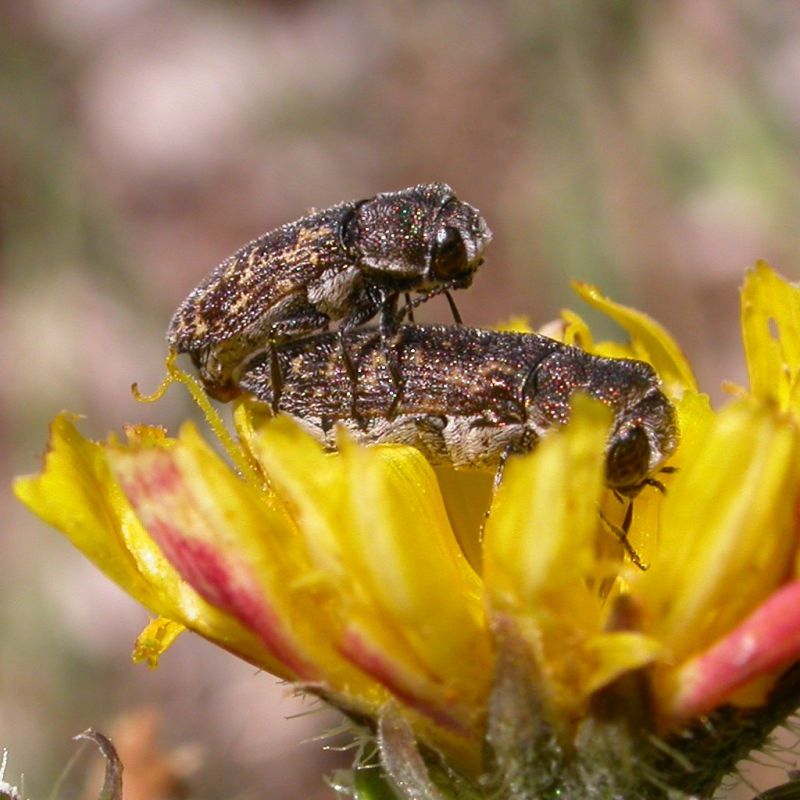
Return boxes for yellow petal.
[247,416,491,762]
[636,399,800,670]
[251,419,489,679]
[583,632,664,695]
[14,413,169,610]
[484,397,658,710]
[432,466,492,572]
[741,261,800,415]
[133,617,185,668]
[13,414,281,671]
[559,309,594,349]
[338,438,490,703]
[616,390,713,565]
[484,395,610,608]
[572,281,698,394]
[495,315,532,333]
[109,421,390,708]
[338,615,484,774]
[245,414,351,580]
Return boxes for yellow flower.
[14,262,800,797]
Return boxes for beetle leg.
[598,504,649,571]
[443,289,463,325]
[336,329,362,423]
[404,292,415,323]
[475,445,516,543]
[378,295,406,420]
[268,338,283,414]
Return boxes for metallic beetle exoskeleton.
[238,324,679,496]
[167,184,492,401]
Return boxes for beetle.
[167,183,492,401]
[237,323,678,568]
[237,323,679,497]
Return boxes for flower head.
[15,262,800,797]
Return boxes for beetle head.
[346,183,491,290]
[605,387,678,496]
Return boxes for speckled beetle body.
[238,324,679,496]
[168,183,491,401]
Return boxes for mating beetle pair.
[168,182,678,517]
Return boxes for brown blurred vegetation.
[3,1,800,797]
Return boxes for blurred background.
[3,1,800,797]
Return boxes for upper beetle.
[167,182,492,400]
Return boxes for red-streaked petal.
[110,441,319,680]
[666,580,800,722]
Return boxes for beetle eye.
[606,424,651,494]
[431,226,469,280]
